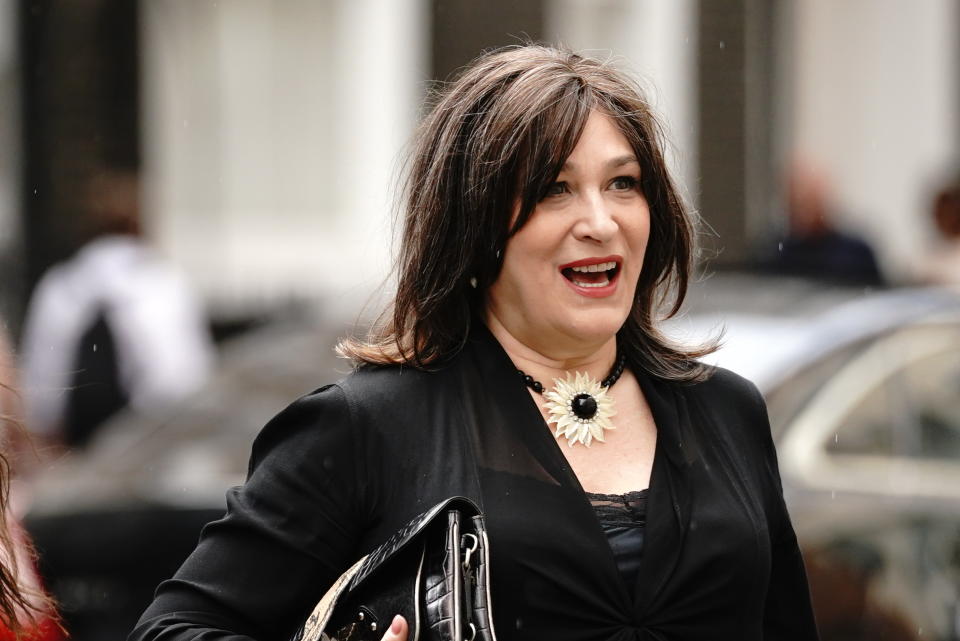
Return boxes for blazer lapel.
[463,321,587,486]
[632,373,696,613]
[464,322,637,608]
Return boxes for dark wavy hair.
[339,44,714,380]
[0,453,29,639]
[0,380,60,638]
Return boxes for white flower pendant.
[543,371,617,447]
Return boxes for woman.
[1,328,64,641]
[131,45,819,641]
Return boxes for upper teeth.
[570,261,616,273]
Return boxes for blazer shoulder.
[689,364,765,411]
[253,362,455,457]
[336,362,452,412]
[681,364,774,450]
[249,382,354,468]
[252,365,432,448]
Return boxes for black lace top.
[585,488,649,590]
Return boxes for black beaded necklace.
[517,352,626,421]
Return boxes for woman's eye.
[610,176,639,191]
[543,182,568,198]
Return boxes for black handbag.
[293,497,496,641]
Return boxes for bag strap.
[349,497,480,590]
[297,556,367,641]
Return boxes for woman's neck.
[484,310,618,385]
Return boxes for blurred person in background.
[915,169,960,289]
[759,161,885,287]
[18,169,214,453]
[0,328,18,463]
[2,320,40,477]
[0,325,64,641]
[131,45,818,641]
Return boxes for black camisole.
[585,489,649,589]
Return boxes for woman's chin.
[552,312,628,347]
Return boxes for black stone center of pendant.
[571,393,598,420]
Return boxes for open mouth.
[560,260,620,289]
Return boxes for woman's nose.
[573,193,619,242]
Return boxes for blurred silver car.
[676,274,960,641]
[25,275,960,641]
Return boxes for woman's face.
[486,110,651,354]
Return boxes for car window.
[765,341,866,440]
[826,325,960,461]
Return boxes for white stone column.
[327,0,430,316]
[141,0,428,317]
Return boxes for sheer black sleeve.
[129,383,369,641]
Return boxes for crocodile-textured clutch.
[293,497,496,641]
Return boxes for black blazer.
[130,323,819,641]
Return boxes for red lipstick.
[558,255,622,298]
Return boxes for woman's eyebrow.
[560,155,640,172]
[608,155,640,169]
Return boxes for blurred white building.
[140,0,703,322]
[3,0,957,327]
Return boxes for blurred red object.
[0,616,64,641]
[0,518,65,641]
